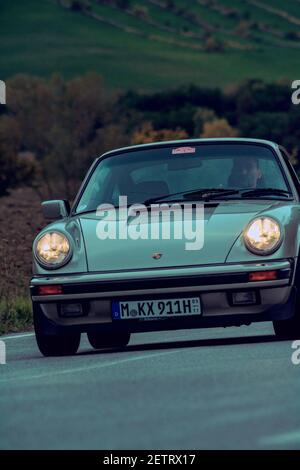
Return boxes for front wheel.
[35,325,81,356]
[87,331,131,349]
[273,316,300,340]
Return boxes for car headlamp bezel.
[34,230,73,269]
[243,216,283,256]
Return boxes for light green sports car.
[30,138,300,356]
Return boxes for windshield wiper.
[74,208,98,216]
[75,204,130,216]
[76,187,291,215]
[241,188,292,198]
[144,188,241,205]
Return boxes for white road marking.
[0,348,184,384]
[260,429,300,447]
[1,333,34,340]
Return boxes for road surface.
[0,322,299,449]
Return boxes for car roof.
[98,138,279,160]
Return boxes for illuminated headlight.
[35,231,72,268]
[244,217,282,255]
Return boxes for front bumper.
[30,259,297,334]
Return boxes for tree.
[0,116,36,196]
[59,0,91,11]
[4,73,124,199]
[116,0,130,8]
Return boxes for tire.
[87,331,131,350]
[34,323,81,357]
[273,316,300,340]
[33,304,81,356]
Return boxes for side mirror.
[41,200,70,220]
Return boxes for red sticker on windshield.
[172,146,196,154]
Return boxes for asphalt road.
[0,322,300,450]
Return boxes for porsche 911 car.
[30,138,300,356]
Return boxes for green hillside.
[1,0,300,91]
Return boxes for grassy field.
[1,0,300,91]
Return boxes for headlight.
[35,231,72,268]
[244,217,282,255]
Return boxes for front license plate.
[112,297,201,320]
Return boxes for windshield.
[75,143,291,213]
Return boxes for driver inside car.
[228,156,263,189]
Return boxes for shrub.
[131,122,188,144]
[131,4,149,19]
[201,118,238,138]
[0,297,32,335]
[203,36,225,52]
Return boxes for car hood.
[78,200,283,272]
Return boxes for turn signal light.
[249,270,277,282]
[38,285,63,295]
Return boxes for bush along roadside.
[0,297,32,335]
